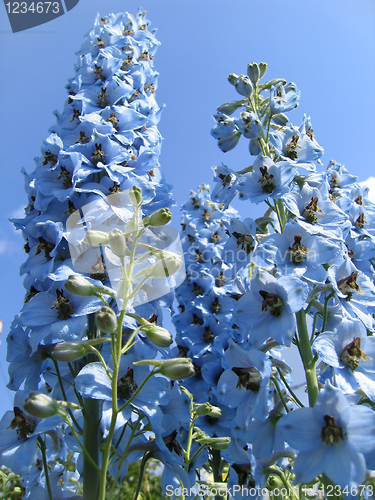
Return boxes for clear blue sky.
[0,0,374,416]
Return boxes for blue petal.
[75,362,112,400]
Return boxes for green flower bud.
[272,113,289,126]
[195,435,231,450]
[217,101,243,115]
[24,393,59,418]
[228,73,239,85]
[146,252,183,278]
[141,324,173,347]
[247,62,260,84]
[159,358,195,380]
[259,62,268,78]
[108,228,127,257]
[195,403,222,418]
[143,208,172,227]
[84,230,109,247]
[261,78,286,91]
[96,306,118,334]
[65,275,98,296]
[43,341,89,362]
[129,185,143,206]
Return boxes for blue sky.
[0,0,374,416]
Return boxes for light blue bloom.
[237,155,296,203]
[234,270,308,346]
[270,82,300,114]
[313,318,375,401]
[278,382,375,488]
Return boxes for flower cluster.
[175,62,375,495]
[1,11,193,499]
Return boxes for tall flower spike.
[4,10,178,497]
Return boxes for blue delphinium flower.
[269,82,300,114]
[314,317,375,401]
[234,270,308,346]
[278,382,375,488]
[237,155,296,203]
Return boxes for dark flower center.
[35,237,55,261]
[340,337,369,371]
[337,272,361,301]
[232,366,261,393]
[284,135,299,160]
[288,234,308,265]
[203,327,215,343]
[355,213,368,229]
[258,166,276,194]
[232,231,254,254]
[232,463,255,488]
[9,407,36,441]
[97,88,109,108]
[117,368,138,399]
[91,143,106,166]
[163,430,183,456]
[302,196,323,224]
[211,297,221,314]
[321,415,345,445]
[259,290,284,317]
[51,289,74,320]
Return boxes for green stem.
[83,314,101,500]
[296,310,319,407]
[271,376,290,413]
[276,367,304,408]
[99,204,141,500]
[211,449,224,500]
[132,452,152,500]
[37,436,53,500]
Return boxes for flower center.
[232,232,254,254]
[288,234,308,265]
[9,407,36,441]
[321,415,345,445]
[117,368,138,399]
[340,337,370,371]
[259,290,284,317]
[284,135,299,160]
[51,289,74,320]
[258,166,276,194]
[337,272,361,301]
[302,196,323,224]
[232,367,261,393]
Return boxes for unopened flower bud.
[43,341,89,362]
[96,306,118,334]
[147,252,183,278]
[217,101,243,115]
[129,186,143,206]
[159,358,195,380]
[144,208,172,227]
[141,324,173,348]
[108,228,127,257]
[195,435,231,450]
[84,230,109,247]
[247,62,260,84]
[195,403,222,418]
[235,75,253,97]
[228,73,239,85]
[259,62,268,78]
[65,275,98,296]
[24,393,59,419]
[272,113,289,126]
